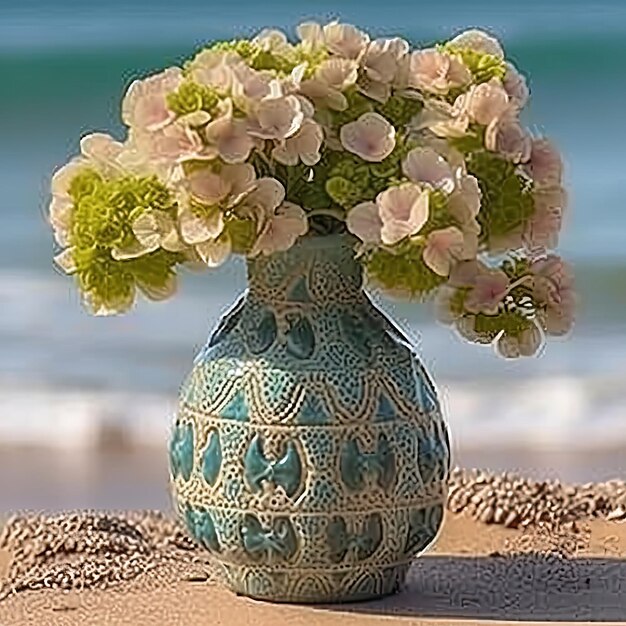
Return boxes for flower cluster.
[49,23,572,356]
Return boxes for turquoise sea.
[1,0,626,465]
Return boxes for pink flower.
[378,183,430,245]
[297,22,325,50]
[485,113,532,163]
[187,50,238,91]
[524,138,563,186]
[422,226,467,276]
[340,112,396,162]
[122,67,182,131]
[408,49,471,95]
[447,172,481,222]
[205,100,254,163]
[362,37,409,83]
[272,119,324,166]
[462,265,510,315]
[248,81,304,140]
[503,62,529,109]
[323,21,369,60]
[251,201,308,256]
[531,254,575,336]
[130,121,207,166]
[300,58,358,110]
[527,186,567,249]
[412,95,470,138]
[466,80,510,126]
[402,147,455,193]
[346,201,382,244]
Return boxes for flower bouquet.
[49,22,572,358]
[47,22,574,603]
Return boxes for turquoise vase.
[169,233,451,603]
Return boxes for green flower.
[465,151,534,248]
[365,239,447,299]
[166,81,221,117]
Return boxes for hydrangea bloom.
[47,23,572,358]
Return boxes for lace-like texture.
[170,234,450,602]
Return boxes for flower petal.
[346,202,382,244]
[179,208,224,244]
[195,236,232,267]
[403,147,455,192]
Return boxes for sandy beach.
[1,469,625,626]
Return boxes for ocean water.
[1,0,626,456]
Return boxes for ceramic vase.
[169,233,451,603]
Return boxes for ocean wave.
[1,375,625,451]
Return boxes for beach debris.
[0,511,216,602]
[447,467,626,529]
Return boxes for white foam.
[1,376,625,451]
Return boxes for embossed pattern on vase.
[170,234,451,603]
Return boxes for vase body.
[169,234,451,603]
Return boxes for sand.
[1,468,626,625]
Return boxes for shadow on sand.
[317,552,626,621]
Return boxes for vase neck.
[245,234,364,306]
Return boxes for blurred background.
[1,0,625,513]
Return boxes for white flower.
[187,50,238,91]
[177,163,256,264]
[346,201,382,245]
[122,67,182,131]
[466,79,510,126]
[272,119,324,166]
[79,133,126,174]
[407,49,471,94]
[378,183,430,245]
[187,163,255,208]
[485,112,532,163]
[297,22,325,50]
[422,226,468,276]
[205,99,254,163]
[503,62,529,109]
[248,81,304,140]
[323,21,369,60]
[402,147,455,193]
[130,121,208,166]
[235,177,286,224]
[412,95,470,138]
[362,37,409,83]
[448,29,504,58]
[230,63,273,109]
[130,210,186,255]
[300,58,359,110]
[251,202,308,256]
[253,28,292,56]
[340,112,396,162]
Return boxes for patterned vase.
[169,233,451,603]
